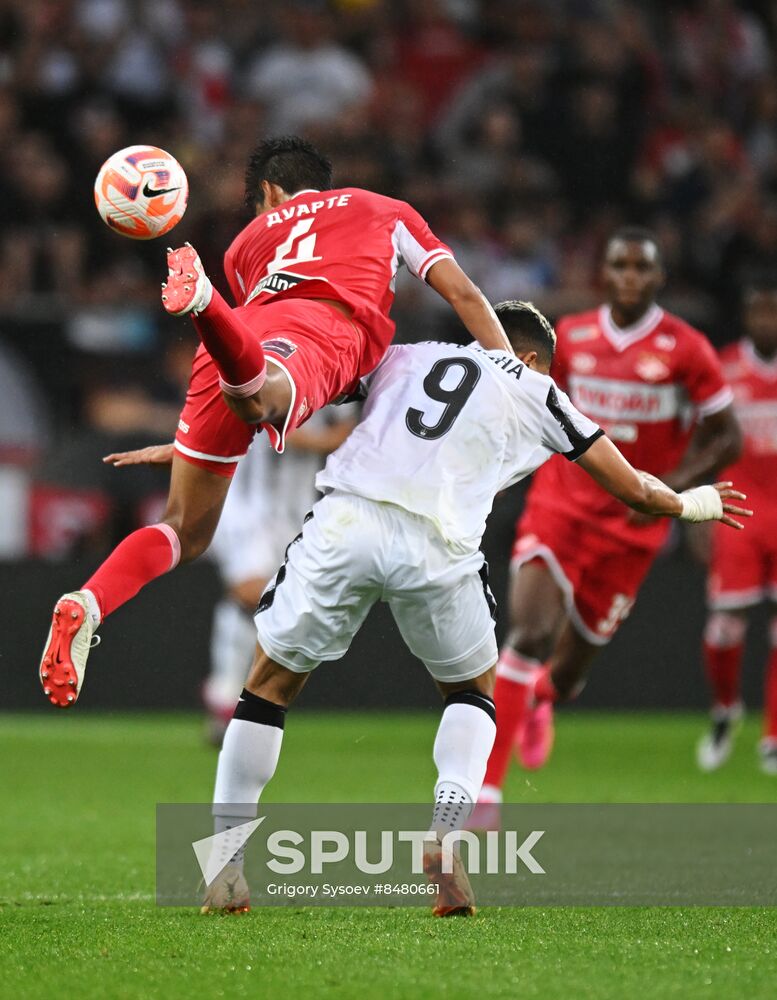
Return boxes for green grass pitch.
[1,710,776,999]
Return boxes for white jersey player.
[203,404,357,737]
[202,300,751,917]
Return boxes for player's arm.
[286,418,357,455]
[577,435,751,529]
[661,404,742,492]
[425,258,514,355]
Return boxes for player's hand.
[713,482,752,530]
[103,443,175,467]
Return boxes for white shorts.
[254,491,498,683]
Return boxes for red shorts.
[708,506,777,610]
[511,504,658,645]
[174,299,366,476]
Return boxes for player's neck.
[608,302,655,330]
[270,188,321,209]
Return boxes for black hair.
[494,300,556,364]
[245,136,333,209]
[606,226,662,263]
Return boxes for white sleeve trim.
[696,385,734,417]
[393,218,453,280]
[174,440,247,463]
[419,249,455,281]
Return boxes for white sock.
[203,599,257,712]
[81,588,102,628]
[430,697,496,836]
[212,701,285,868]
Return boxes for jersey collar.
[742,338,777,379]
[599,303,664,353]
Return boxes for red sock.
[83,524,181,620]
[764,622,777,740]
[192,287,266,397]
[703,642,743,708]
[533,666,560,704]
[483,649,536,790]
[703,611,745,708]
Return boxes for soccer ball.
[94,145,188,240]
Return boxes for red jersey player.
[696,276,777,775]
[38,136,512,708]
[475,228,742,822]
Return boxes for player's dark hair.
[494,300,556,364]
[606,226,662,263]
[245,136,333,209]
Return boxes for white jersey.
[316,342,602,553]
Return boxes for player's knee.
[508,620,555,662]
[161,515,213,563]
[222,391,267,425]
[705,611,747,649]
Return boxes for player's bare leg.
[424,668,496,916]
[39,456,230,707]
[698,610,748,771]
[507,622,599,773]
[205,644,308,914]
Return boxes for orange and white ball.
[94,145,188,240]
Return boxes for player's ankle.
[81,588,103,629]
[192,274,213,316]
[478,784,503,804]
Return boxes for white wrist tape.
[679,485,723,522]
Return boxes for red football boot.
[161,243,212,316]
[39,592,99,708]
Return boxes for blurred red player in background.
[696,275,777,775]
[476,228,742,826]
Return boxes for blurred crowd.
[1,0,777,558]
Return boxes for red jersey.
[223,187,453,375]
[526,303,732,550]
[718,339,777,502]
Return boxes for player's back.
[719,339,777,501]
[317,342,600,553]
[223,188,452,372]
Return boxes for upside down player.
[198,301,748,915]
[38,136,513,707]
[475,230,742,821]
[696,276,777,775]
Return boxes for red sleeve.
[396,202,454,281]
[682,330,734,417]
